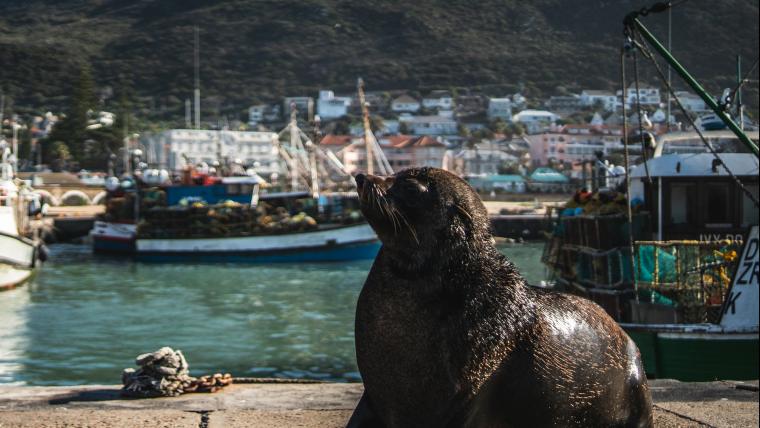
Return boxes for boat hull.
[624,328,759,381]
[135,223,380,263]
[90,221,136,254]
[0,265,35,291]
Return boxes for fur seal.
[348,167,652,428]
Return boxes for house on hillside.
[318,134,355,153]
[512,109,560,134]
[579,90,618,112]
[618,84,661,109]
[248,104,281,126]
[341,135,446,173]
[399,115,458,136]
[422,91,454,110]
[391,95,421,113]
[317,90,351,119]
[672,91,708,113]
[283,96,314,121]
[452,141,519,176]
[487,97,513,121]
[546,95,582,116]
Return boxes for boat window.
[226,183,240,195]
[669,183,692,225]
[705,183,732,228]
[741,183,759,227]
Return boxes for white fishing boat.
[0,145,45,290]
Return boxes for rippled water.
[0,242,546,386]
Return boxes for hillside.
[0,0,757,120]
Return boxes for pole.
[357,78,374,175]
[666,7,671,132]
[737,55,744,131]
[630,18,758,155]
[194,26,201,130]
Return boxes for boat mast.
[357,78,393,176]
[194,26,201,130]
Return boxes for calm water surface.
[0,242,546,385]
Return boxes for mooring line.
[652,403,716,428]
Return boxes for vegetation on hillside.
[0,0,757,122]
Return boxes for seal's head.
[355,167,492,270]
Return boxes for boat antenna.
[194,26,201,130]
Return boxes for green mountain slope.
[1,0,757,118]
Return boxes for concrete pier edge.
[0,379,757,427]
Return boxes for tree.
[45,64,98,163]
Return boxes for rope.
[631,46,653,184]
[620,47,639,300]
[632,33,760,208]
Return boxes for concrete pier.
[0,379,756,427]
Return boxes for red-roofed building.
[318,134,355,151]
[341,135,447,174]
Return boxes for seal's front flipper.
[346,392,383,428]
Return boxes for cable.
[620,47,639,299]
[631,46,653,184]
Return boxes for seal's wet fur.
[349,167,653,428]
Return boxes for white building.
[672,91,708,113]
[399,115,458,135]
[144,129,282,177]
[248,105,266,126]
[579,90,618,111]
[487,97,513,121]
[422,91,453,110]
[512,109,560,134]
[618,85,661,108]
[391,95,421,113]
[317,90,351,119]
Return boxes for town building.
[451,140,519,176]
[512,109,560,134]
[487,97,513,121]
[283,96,314,121]
[391,95,421,113]
[317,90,351,119]
[422,91,454,110]
[340,135,446,174]
[618,85,661,108]
[144,129,281,177]
[247,104,281,126]
[579,90,618,111]
[527,167,570,192]
[467,175,526,193]
[524,125,625,167]
[671,91,708,113]
[398,115,458,136]
[546,95,582,116]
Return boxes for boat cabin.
[630,153,759,242]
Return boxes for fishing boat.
[0,145,45,290]
[542,5,759,381]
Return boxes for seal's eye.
[404,179,428,194]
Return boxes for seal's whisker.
[394,208,419,245]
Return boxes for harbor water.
[0,242,546,386]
